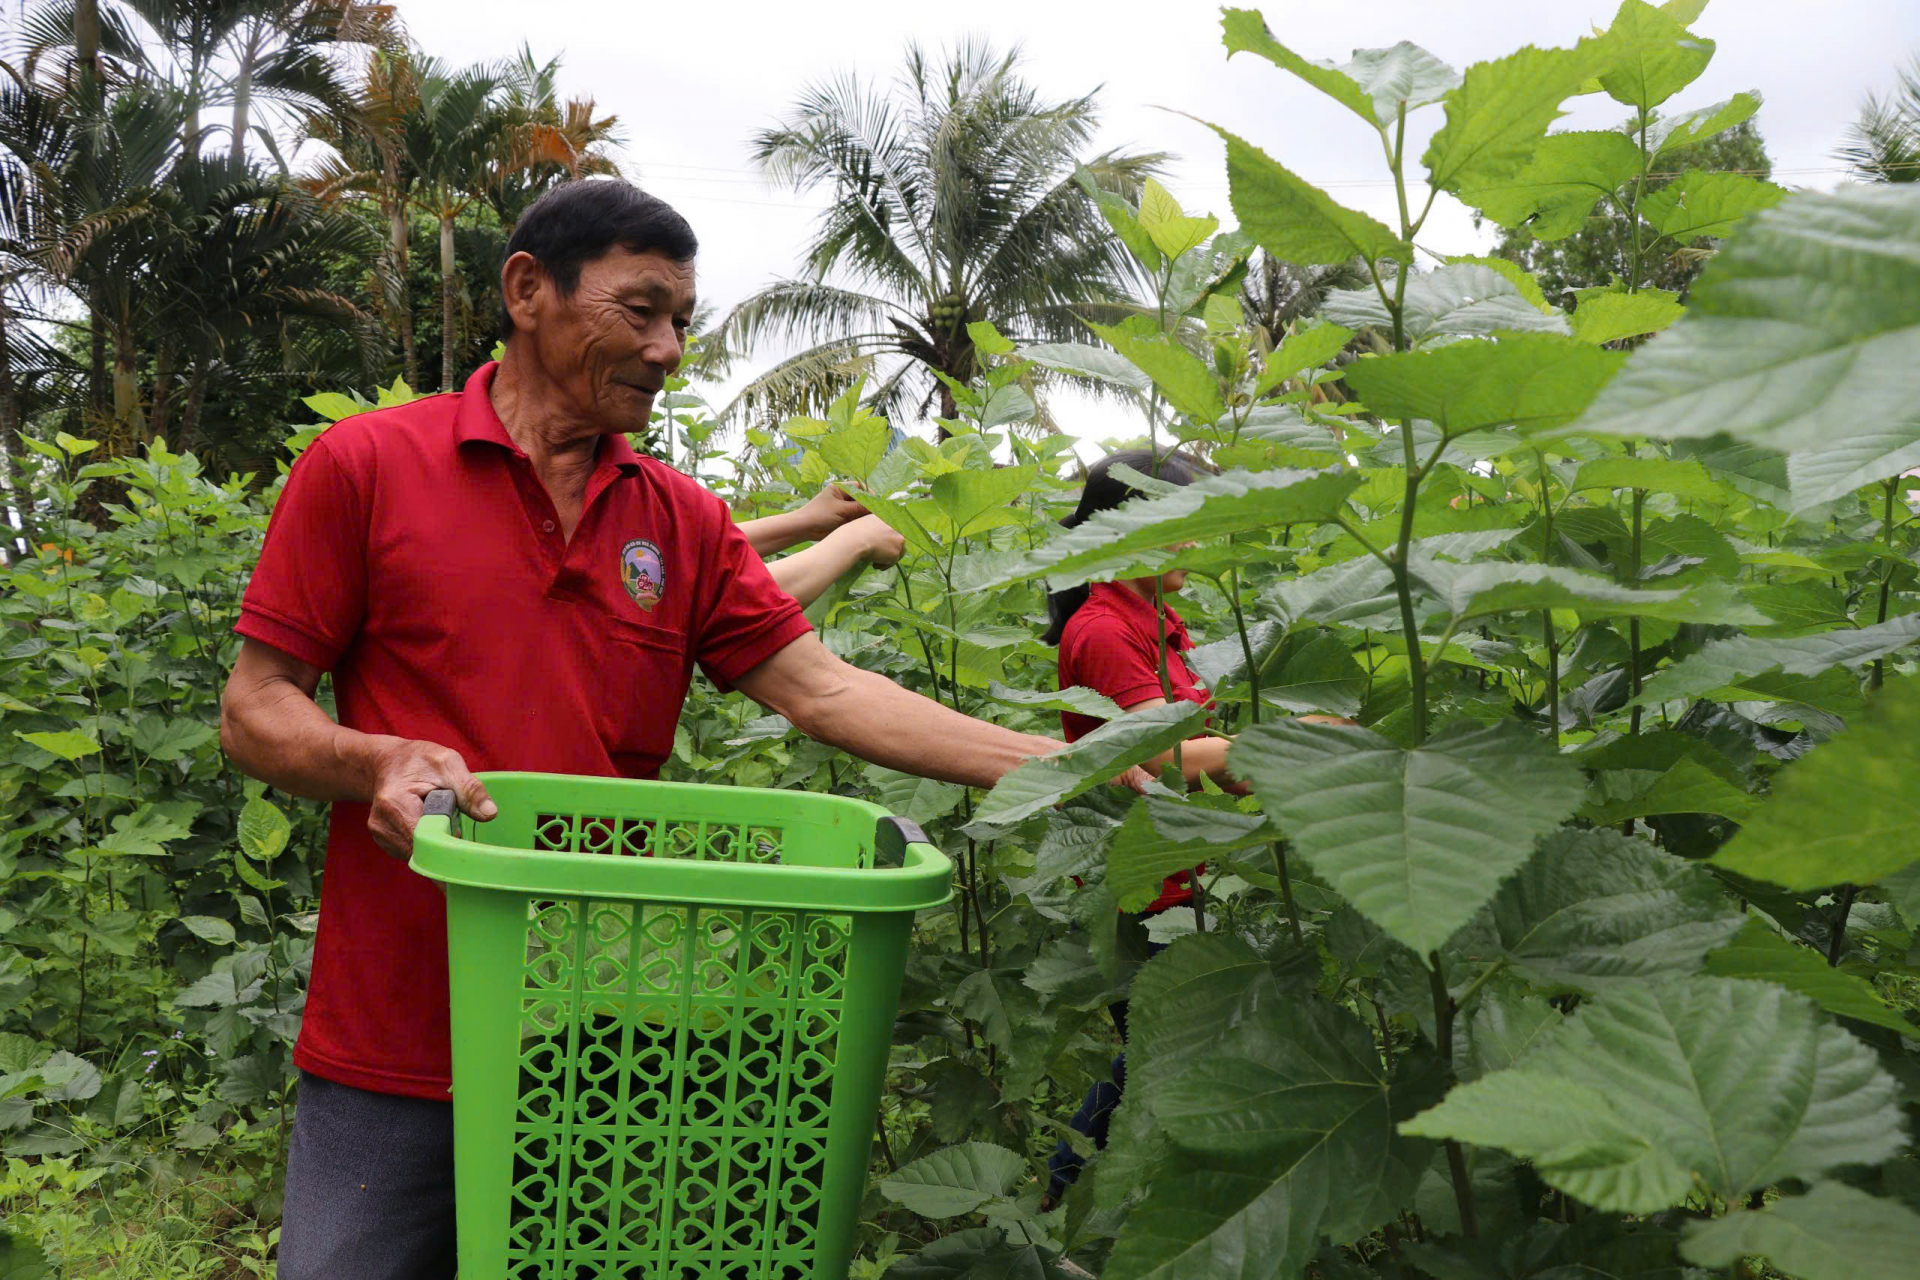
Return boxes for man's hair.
[499,179,698,336]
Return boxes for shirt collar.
[1088,580,1191,648]
[452,361,644,473]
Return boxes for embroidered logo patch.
[619,538,666,612]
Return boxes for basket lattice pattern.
[503,813,849,1280]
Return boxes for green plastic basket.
[409,771,951,1280]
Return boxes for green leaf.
[1570,453,1716,501]
[15,730,100,763]
[1214,123,1413,267]
[1086,318,1224,424]
[1424,38,1611,194]
[53,431,97,456]
[1597,0,1714,109]
[1321,265,1569,343]
[1715,674,1920,889]
[1229,719,1586,953]
[977,467,1365,592]
[973,702,1208,829]
[929,465,1036,540]
[1257,322,1354,394]
[1221,9,1377,123]
[982,681,1124,721]
[1016,341,1151,392]
[1640,169,1787,243]
[1636,612,1920,707]
[863,767,967,827]
[813,413,892,488]
[1107,798,1275,912]
[1401,976,1906,1212]
[1336,43,1463,123]
[1459,987,1562,1080]
[879,1142,1028,1219]
[978,385,1035,433]
[1110,999,1435,1280]
[1706,918,1912,1034]
[1649,91,1762,156]
[178,916,236,947]
[965,319,1014,357]
[1460,130,1643,241]
[1569,186,1920,510]
[888,1227,1079,1280]
[1680,1183,1920,1280]
[0,1230,54,1280]
[1137,179,1218,262]
[950,970,1023,1050]
[1441,255,1552,311]
[36,1050,101,1102]
[238,798,290,864]
[1081,168,1163,272]
[302,391,365,422]
[1344,334,1625,436]
[1571,290,1688,345]
[1418,562,1768,627]
[1468,828,1743,992]
[1580,757,1756,825]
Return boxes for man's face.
[536,247,696,435]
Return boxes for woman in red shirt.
[1041,447,1230,1205]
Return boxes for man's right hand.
[794,482,871,540]
[366,738,497,857]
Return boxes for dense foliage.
[6,4,1920,1279]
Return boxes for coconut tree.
[1839,54,1920,184]
[702,41,1163,434]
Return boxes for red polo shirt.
[1056,582,1213,911]
[236,363,812,1100]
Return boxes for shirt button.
[542,520,556,533]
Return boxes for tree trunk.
[111,315,145,442]
[149,341,177,452]
[180,361,210,450]
[0,294,32,558]
[88,284,108,420]
[228,28,256,167]
[389,192,416,387]
[439,212,457,391]
[935,376,957,441]
[74,0,101,83]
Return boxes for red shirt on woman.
[1056,582,1212,911]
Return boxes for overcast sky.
[392,0,1917,449]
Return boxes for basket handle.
[422,788,462,842]
[873,815,930,869]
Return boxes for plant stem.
[1227,567,1261,726]
[1543,611,1561,745]
[1429,953,1479,1238]
[1273,844,1304,946]
[1827,885,1857,967]
[1874,478,1897,690]
[1628,487,1645,736]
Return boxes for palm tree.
[1839,55,1920,184]
[702,42,1164,435]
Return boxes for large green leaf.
[1321,265,1569,343]
[1424,39,1611,194]
[238,798,290,864]
[1229,719,1586,953]
[1344,334,1625,436]
[1639,170,1787,243]
[1258,322,1356,392]
[1464,828,1743,992]
[1568,186,1920,510]
[1649,91,1761,156]
[888,1228,1082,1280]
[1223,10,1460,126]
[1109,1000,1435,1280]
[1460,131,1642,240]
[1570,453,1717,501]
[1706,918,1913,1034]
[1570,290,1688,346]
[972,701,1208,828]
[976,467,1364,592]
[1107,797,1276,912]
[1138,178,1219,262]
[1579,757,1756,825]
[1680,1183,1920,1280]
[1597,0,1713,109]
[1635,612,1920,707]
[1215,124,1413,267]
[1416,562,1768,627]
[15,730,100,763]
[1401,977,1906,1212]
[1087,318,1225,424]
[929,465,1037,540]
[1017,341,1151,392]
[879,1142,1029,1218]
[1714,673,1920,889]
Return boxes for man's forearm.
[786,665,1050,789]
[221,675,392,805]
[766,539,863,608]
[735,509,818,558]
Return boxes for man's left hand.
[795,483,870,540]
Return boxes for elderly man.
[220,179,1133,1279]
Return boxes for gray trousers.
[277,1070,457,1280]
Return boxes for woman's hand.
[829,513,906,568]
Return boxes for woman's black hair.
[1040,448,1207,645]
